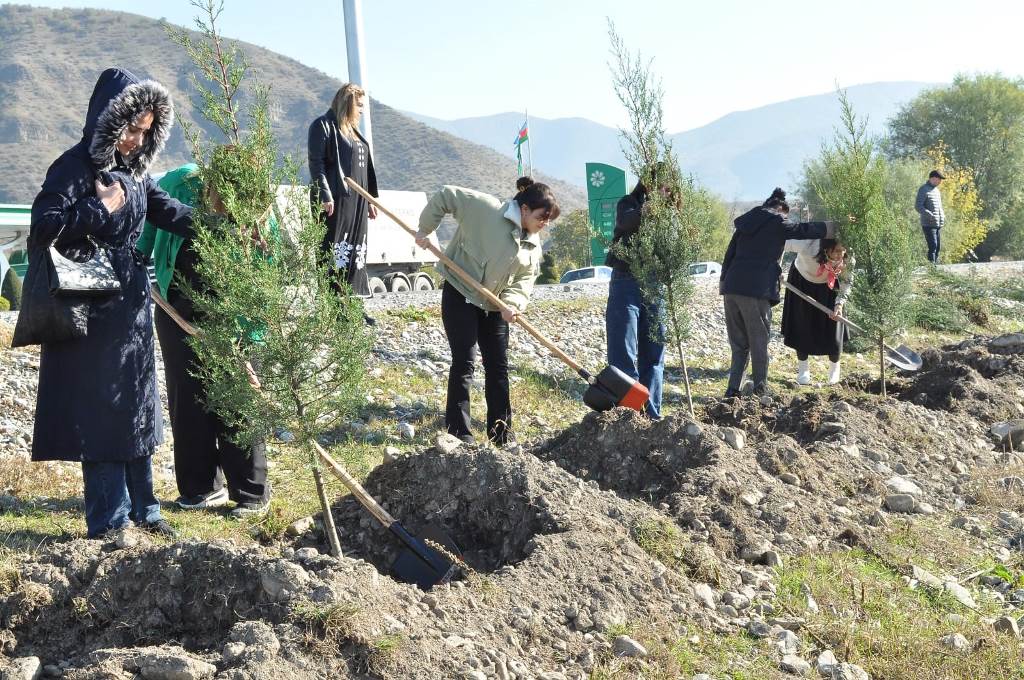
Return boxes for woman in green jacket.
[136,161,274,516]
[415,179,560,445]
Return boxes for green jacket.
[137,163,201,299]
[136,163,278,343]
[416,186,541,312]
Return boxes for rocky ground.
[2,275,1024,679]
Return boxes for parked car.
[559,266,612,284]
[688,261,721,278]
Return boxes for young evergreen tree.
[606,21,718,417]
[166,0,371,552]
[814,92,915,396]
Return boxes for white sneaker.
[175,487,229,510]
[796,360,811,385]
[828,361,842,385]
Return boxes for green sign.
[584,163,627,265]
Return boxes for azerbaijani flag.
[514,121,528,174]
[513,121,529,148]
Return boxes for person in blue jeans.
[22,69,191,539]
[604,167,675,419]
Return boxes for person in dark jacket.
[29,68,192,538]
[604,169,675,419]
[915,169,945,263]
[719,188,835,397]
[308,83,378,296]
[137,160,272,517]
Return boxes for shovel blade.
[582,365,650,412]
[390,523,462,590]
[885,344,923,372]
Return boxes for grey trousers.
[723,294,772,392]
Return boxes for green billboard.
[584,162,627,265]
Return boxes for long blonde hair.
[330,83,365,139]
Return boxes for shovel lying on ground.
[312,441,463,590]
[345,178,650,412]
[782,280,923,371]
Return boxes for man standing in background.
[916,169,946,263]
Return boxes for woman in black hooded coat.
[26,68,192,538]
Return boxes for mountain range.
[407,81,937,200]
[0,4,586,209]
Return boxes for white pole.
[526,108,534,178]
[343,0,373,155]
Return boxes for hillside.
[0,4,585,209]
[407,82,936,199]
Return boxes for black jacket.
[30,68,192,463]
[604,184,646,274]
[307,109,378,206]
[719,206,831,305]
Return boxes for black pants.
[798,351,840,362]
[723,293,772,392]
[923,227,941,263]
[154,303,268,504]
[440,282,512,443]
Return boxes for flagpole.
[526,108,534,178]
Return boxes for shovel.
[344,178,650,412]
[313,441,463,590]
[782,280,922,371]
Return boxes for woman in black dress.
[308,83,378,295]
[781,238,853,385]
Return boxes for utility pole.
[343,0,373,153]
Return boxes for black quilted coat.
[30,68,192,462]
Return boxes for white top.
[784,239,855,305]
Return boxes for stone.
[911,566,943,589]
[884,494,917,513]
[221,642,246,664]
[940,632,970,652]
[885,476,923,495]
[259,560,310,601]
[761,550,784,568]
[915,502,936,515]
[0,657,42,680]
[994,616,1021,637]
[815,650,837,676]
[723,592,751,610]
[294,547,320,562]
[831,664,869,680]
[990,333,1024,353]
[780,654,811,676]
[775,629,800,655]
[817,421,845,435]
[435,431,464,454]
[134,648,217,680]
[779,473,801,486]
[991,420,1024,447]
[746,619,772,639]
[285,516,315,537]
[383,446,401,463]
[943,581,977,609]
[722,428,745,451]
[398,422,416,440]
[611,635,648,658]
[693,583,716,609]
[740,490,764,507]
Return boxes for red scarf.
[816,259,844,289]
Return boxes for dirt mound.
[898,335,1024,422]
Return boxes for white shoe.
[827,361,842,385]
[796,360,811,385]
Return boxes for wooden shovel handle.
[313,440,396,528]
[345,178,588,377]
[781,279,909,358]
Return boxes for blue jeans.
[605,272,665,418]
[81,457,162,538]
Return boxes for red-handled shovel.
[345,178,649,413]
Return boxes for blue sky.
[20,0,1024,131]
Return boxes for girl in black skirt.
[781,238,854,385]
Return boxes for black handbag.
[11,233,121,347]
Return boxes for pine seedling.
[814,92,915,396]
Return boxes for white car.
[559,266,613,284]
[688,261,721,278]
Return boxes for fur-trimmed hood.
[84,68,173,178]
